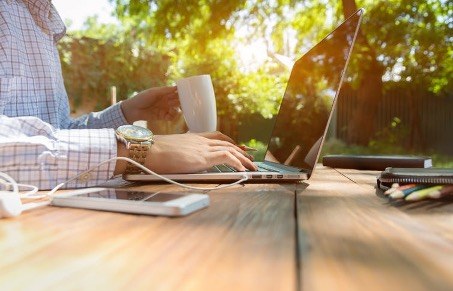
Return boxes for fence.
[335,89,453,154]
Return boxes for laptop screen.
[264,9,363,175]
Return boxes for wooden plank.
[297,166,453,291]
[0,183,296,291]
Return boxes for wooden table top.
[1,166,452,291]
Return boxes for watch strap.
[125,142,151,174]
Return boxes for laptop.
[125,9,364,183]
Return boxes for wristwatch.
[115,125,154,174]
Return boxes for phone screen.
[75,189,186,203]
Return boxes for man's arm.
[0,115,118,190]
[64,102,129,130]
[0,115,257,190]
[65,86,179,130]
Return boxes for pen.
[427,185,453,199]
[405,185,443,201]
[389,184,427,199]
[384,183,400,195]
[385,183,415,196]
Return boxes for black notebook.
[322,154,432,171]
[377,167,453,191]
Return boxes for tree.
[65,0,452,150]
[59,16,170,114]
[109,0,287,138]
[342,0,384,145]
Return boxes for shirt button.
[78,173,91,182]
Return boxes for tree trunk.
[341,0,357,17]
[342,0,384,146]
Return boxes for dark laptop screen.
[264,9,363,175]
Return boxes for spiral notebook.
[377,167,453,191]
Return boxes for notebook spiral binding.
[380,177,453,185]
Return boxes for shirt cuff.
[96,102,129,128]
[41,128,118,189]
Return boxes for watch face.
[117,125,153,141]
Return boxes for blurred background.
[54,0,452,167]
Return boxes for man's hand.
[120,86,180,124]
[146,132,257,174]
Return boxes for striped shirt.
[0,0,128,189]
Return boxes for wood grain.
[0,183,296,291]
[3,166,452,291]
[297,166,453,291]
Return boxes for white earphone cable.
[22,157,247,199]
[0,172,19,194]
[0,172,39,198]
[0,156,249,214]
[46,157,248,198]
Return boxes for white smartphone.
[51,188,209,216]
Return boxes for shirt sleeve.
[0,114,118,190]
[65,101,130,130]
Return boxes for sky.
[52,0,117,30]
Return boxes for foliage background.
[58,0,453,167]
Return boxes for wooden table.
[1,166,452,290]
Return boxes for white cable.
[0,172,48,216]
[114,157,249,191]
[0,172,39,198]
[1,156,249,201]
[46,157,248,197]
[16,184,39,197]
[0,157,248,215]
[0,172,19,193]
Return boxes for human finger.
[163,107,180,120]
[209,146,257,170]
[196,131,236,144]
[207,139,251,159]
[150,86,177,96]
[157,111,166,120]
[208,151,246,172]
[167,95,180,107]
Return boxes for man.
[0,0,256,189]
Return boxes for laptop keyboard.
[207,163,281,173]
[207,164,237,173]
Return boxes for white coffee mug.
[176,74,217,132]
